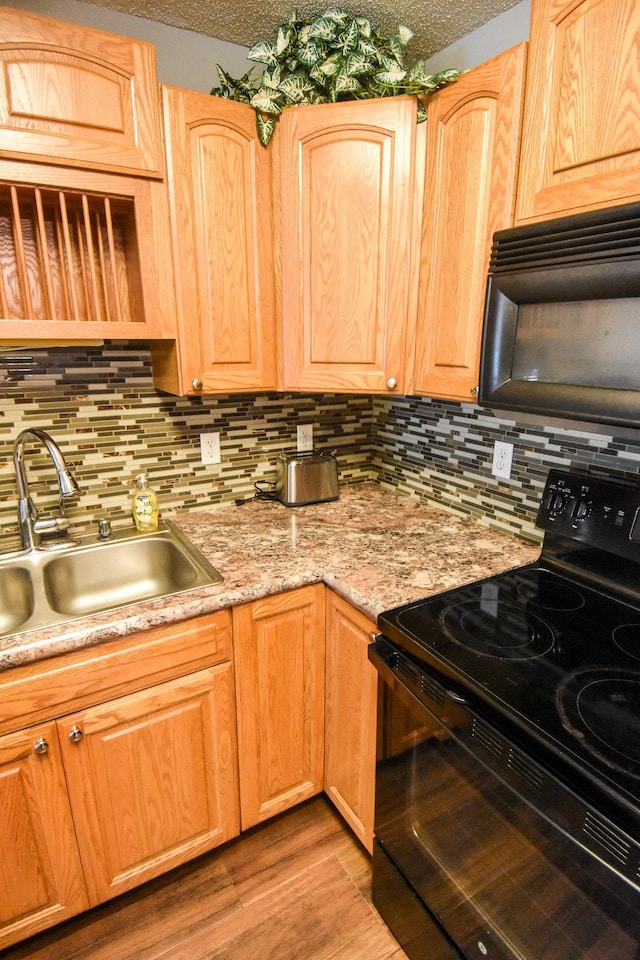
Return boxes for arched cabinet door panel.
[0,7,163,177]
[516,0,640,222]
[411,43,527,402]
[280,97,417,394]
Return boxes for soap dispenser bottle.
[132,474,159,532]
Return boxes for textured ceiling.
[86,0,522,59]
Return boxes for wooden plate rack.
[0,184,143,325]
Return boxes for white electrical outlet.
[200,432,221,465]
[297,423,313,452]
[492,440,514,480]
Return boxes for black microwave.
[479,201,640,429]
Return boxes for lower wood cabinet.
[57,663,239,905]
[0,610,238,950]
[324,590,378,853]
[0,585,380,949]
[232,584,326,829]
[0,721,89,948]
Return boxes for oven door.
[370,638,640,960]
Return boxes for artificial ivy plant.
[212,7,460,145]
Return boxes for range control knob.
[547,490,569,515]
[572,499,592,521]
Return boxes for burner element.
[517,574,585,612]
[613,624,640,662]
[558,668,640,776]
[440,601,554,660]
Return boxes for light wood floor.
[4,797,405,960]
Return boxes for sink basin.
[0,521,223,639]
[44,537,205,617]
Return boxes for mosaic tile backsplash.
[2,341,640,550]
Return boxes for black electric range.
[379,468,640,833]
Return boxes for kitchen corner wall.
[2,342,640,551]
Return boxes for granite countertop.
[0,483,540,671]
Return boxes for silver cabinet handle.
[33,737,49,755]
[68,725,83,744]
[386,377,397,390]
[192,378,203,391]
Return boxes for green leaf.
[386,35,405,64]
[339,19,360,52]
[248,39,278,65]
[432,68,462,85]
[261,66,282,89]
[308,16,339,41]
[357,37,378,59]
[374,64,408,86]
[345,52,373,76]
[416,98,427,123]
[335,70,363,94]
[398,24,414,45]
[250,89,283,115]
[275,25,292,56]
[256,113,277,146]
[298,40,321,67]
[322,7,349,22]
[356,16,372,38]
[298,24,312,44]
[318,51,343,76]
[280,74,314,103]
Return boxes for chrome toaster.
[275,450,339,506]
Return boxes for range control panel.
[536,469,640,560]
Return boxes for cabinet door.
[280,97,417,394]
[0,722,88,950]
[411,44,527,402]
[58,665,239,906]
[152,88,276,395]
[516,0,640,222]
[233,585,325,829]
[324,591,378,853]
[0,8,162,177]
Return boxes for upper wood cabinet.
[0,6,163,178]
[232,585,325,830]
[279,97,418,394]
[151,89,277,395]
[410,44,527,402]
[0,159,176,339]
[516,0,640,223]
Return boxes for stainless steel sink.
[0,520,223,639]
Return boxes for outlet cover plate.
[297,424,313,452]
[492,440,513,480]
[200,432,221,465]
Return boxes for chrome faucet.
[13,428,81,551]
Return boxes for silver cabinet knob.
[470,384,479,396]
[386,377,397,390]
[33,737,49,755]
[192,378,203,391]
[68,725,83,744]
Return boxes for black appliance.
[479,201,640,429]
[369,469,640,960]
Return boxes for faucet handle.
[33,516,70,536]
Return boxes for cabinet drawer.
[0,609,231,733]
